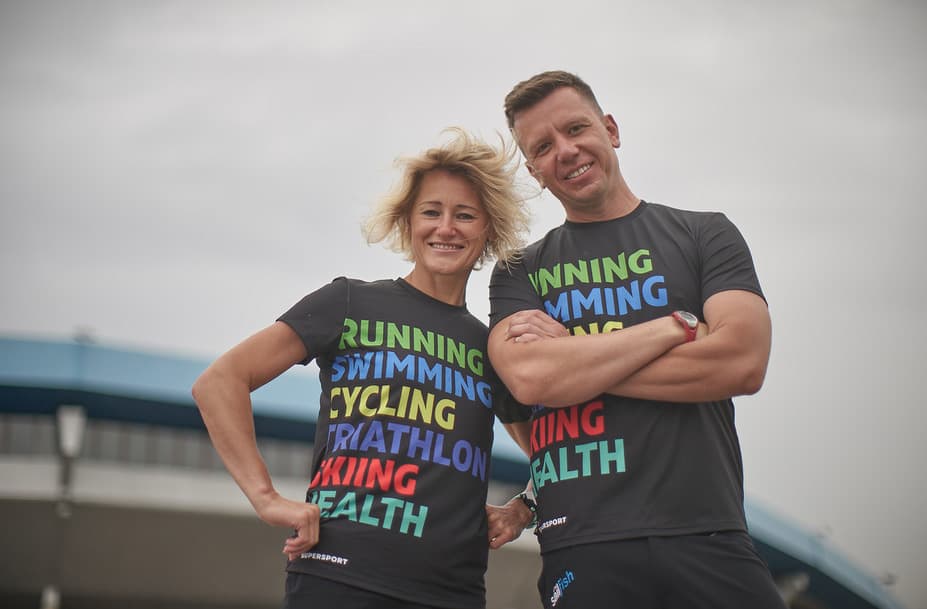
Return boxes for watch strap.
[672,311,698,342]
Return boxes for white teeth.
[430,243,462,250]
[567,164,591,179]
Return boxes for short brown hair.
[504,70,603,130]
[363,127,529,268]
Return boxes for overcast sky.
[2,1,925,606]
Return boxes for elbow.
[190,372,208,406]
[505,374,544,406]
[500,364,551,406]
[191,366,219,407]
[736,359,768,396]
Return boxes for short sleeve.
[488,259,544,331]
[493,387,532,423]
[277,277,350,364]
[699,213,765,303]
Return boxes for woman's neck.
[403,267,470,307]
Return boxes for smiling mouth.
[566,163,592,180]
[429,242,464,250]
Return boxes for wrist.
[514,491,538,529]
[671,311,698,343]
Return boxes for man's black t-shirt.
[279,277,520,608]
[489,201,765,553]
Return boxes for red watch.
[672,311,698,342]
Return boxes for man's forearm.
[608,291,771,402]
[490,314,689,407]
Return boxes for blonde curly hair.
[363,128,529,268]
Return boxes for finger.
[490,531,515,549]
[285,527,318,552]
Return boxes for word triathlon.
[326,420,488,481]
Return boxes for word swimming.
[542,277,667,324]
[331,354,493,408]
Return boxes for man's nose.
[555,136,579,161]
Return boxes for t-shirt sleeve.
[493,389,532,424]
[486,365,532,424]
[699,213,765,303]
[277,277,350,365]
[488,259,544,331]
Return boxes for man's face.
[512,87,621,219]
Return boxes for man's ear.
[603,114,620,149]
[526,162,545,189]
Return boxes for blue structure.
[0,337,907,609]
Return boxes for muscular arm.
[191,321,320,559]
[488,311,690,407]
[607,290,771,402]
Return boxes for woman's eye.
[422,209,441,217]
[457,213,476,221]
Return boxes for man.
[487,71,784,609]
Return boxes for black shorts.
[537,532,787,609]
[283,572,467,609]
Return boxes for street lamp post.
[40,405,87,609]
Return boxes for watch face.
[676,311,698,327]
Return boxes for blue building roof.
[0,336,906,609]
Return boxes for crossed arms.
[488,289,772,409]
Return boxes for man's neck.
[564,191,640,223]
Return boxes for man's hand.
[504,309,570,343]
[486,497,534,549]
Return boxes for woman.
[192,128,532,609]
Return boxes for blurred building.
[0,337,907,609]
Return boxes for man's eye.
[533,143,550,158]
[569,124,586,135]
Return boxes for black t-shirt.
[278,277,518,609]
[489,201,765,553]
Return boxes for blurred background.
[1,1,925,608]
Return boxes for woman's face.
[408,169,489,280]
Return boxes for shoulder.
[498,224,568,272]
[337,276,406,296]
[640,201,738,234]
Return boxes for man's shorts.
[537,531,787,609]
[283,572,464,609]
